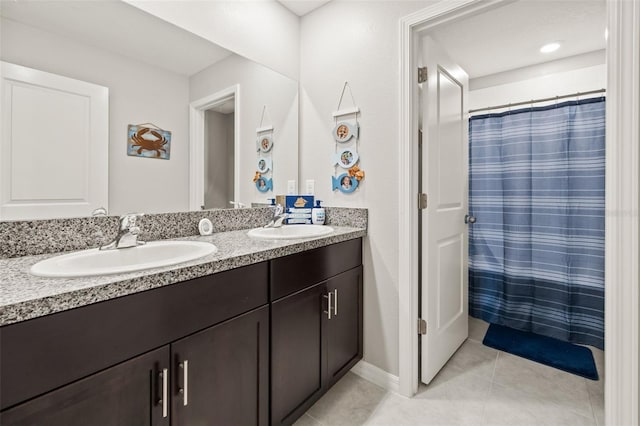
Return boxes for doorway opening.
[417,0,606,385]
[400,0,639,424]
[189,85,240,210]
[204,100,235,209]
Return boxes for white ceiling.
[1,0,605,80]
[0,0,233,76]
[277,0,332,17]
[428,0,607,78]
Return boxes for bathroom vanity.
[0,220,365,426]
[271,239,363,425]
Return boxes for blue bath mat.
[483,323,599,380]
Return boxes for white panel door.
[1,62,108,220]
[420,36,469,385]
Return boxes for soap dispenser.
[311,200,325,225]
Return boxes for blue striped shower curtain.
[468,97,605,349]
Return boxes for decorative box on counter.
[276,195,314,224]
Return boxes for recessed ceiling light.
[540,42,561,53]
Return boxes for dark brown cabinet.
[271,239,363,426]
[271,282,327,425]
[1,305,270,426]
[171,305,269,426]
[326,267,363,386]
[0,263,269,426]
[0,346,170,426]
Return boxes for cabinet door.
[271,282,327,426]
[326,266,364,385]
[171,305,269,426]
[0,346,170,426]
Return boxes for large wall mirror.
[0,0,298,220]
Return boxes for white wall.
[190,54,299,207]
[469,63,607,112]
[1,18,190,216]
[300,1,434,377]
[124,0,300,80]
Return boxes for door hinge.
[418,67,428,84]
[418,319,427,335]
[418,193,428,210]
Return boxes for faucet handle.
[273,204,284,217]
[120,213,144,229]
[92,207,108,217]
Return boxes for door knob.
[464,215,476,224]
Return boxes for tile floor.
[295,317,604,426]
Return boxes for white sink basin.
[247,225,334,240]
[30,240,218,278]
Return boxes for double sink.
[30,225,334,278]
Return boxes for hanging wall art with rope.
[254,105,274,193]
[331,82,364,193]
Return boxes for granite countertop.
[0,226,366,326]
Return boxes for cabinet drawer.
[270,238,362,301]
[0,262,268,410]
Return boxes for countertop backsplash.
[323,207,368,228]
[0,207,367,259]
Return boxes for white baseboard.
[350,360,400,394]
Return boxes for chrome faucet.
[264,204,288,228]
[91,207,108,217]
[100,213,145,250]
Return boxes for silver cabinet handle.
[465,214,476,224]
[179,360,189,406]
[161,368,168,418]
[324,292,332,320]
[333,289,338,316]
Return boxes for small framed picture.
[332,121,358,143]
[333,148,359,169]
[255,177,273,192]
[332,173,359,194]
[257,135,273,153]
[127,125,171,159]
[257,157,272,173]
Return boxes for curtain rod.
[468,88,606,114]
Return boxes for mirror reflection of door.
[203,97,235,209]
